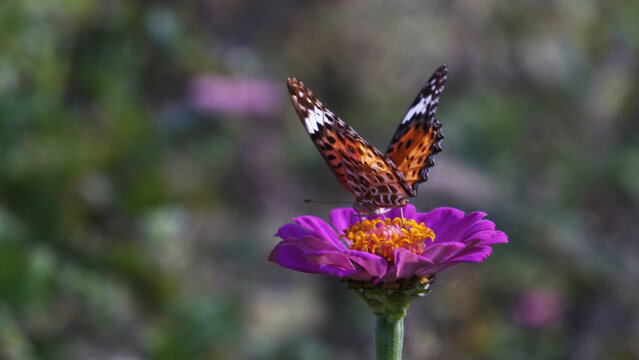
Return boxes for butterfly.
[287,65,446,215]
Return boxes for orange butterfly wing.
[385,65,446,191]
[287,78,413,213]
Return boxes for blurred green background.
[1,0,638,359]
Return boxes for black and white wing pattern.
[385,65,446,191]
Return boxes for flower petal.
[478,229,509,245]
[321,267,372,280]
[462,229,509,247]
[275,225,337,251]
[330,207,358,234]
[269,238,366,279]
[294,215,345,249]
[420,208,473,243]
[418,208,509,247]
[275,223,314,241]
[308,250,376,281]
[419,242,466,262]
[417,207,465,230]
[306,250,357,270]
[450,246,494,262]
[306,251,373,281]
[393,248,434,279]
[268,241,324,273]
[344,250,389,278]
[436,211,491,243]
[377,249,445,283]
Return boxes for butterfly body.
[288,66,446,215]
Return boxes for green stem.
[346,277,433,359]
[375,315,404,360]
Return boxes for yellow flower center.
[342,218,435,263]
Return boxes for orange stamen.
[341,218,435,263]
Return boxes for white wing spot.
[314,107,324,124]
[305,116,317,133]
[423,94,432,106]
[304,106,325,134]
[402,97,428,124]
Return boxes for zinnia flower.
[269,204,507,284]
[189,76,282,116]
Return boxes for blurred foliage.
[1,0,639,359]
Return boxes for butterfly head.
[354,198,408,216]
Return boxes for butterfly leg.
[400,206,406,228]
[349,212,364,226]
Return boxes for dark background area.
[1,1,638,359]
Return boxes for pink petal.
[268,243,324,273]
[330,207,358,234]
[306,250,357,271]
[344,250,389,277]
[275,223,314,241]
[417,207,465,229]
[420,242,466,262]
[393,249,434,279]
[294,215,345,249]
[309,251,376,280]
[450,246,493,262]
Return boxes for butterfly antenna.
[348,212,364,225]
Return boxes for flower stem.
[375,315,404,360]
[346,277,434,359]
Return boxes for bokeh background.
[1,0,639,359]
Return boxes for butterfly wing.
[287,78,413,212]
[385,65,447,191]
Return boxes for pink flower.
[511,289,565,329]
[269,205,507,284]
[189,76,281,116]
